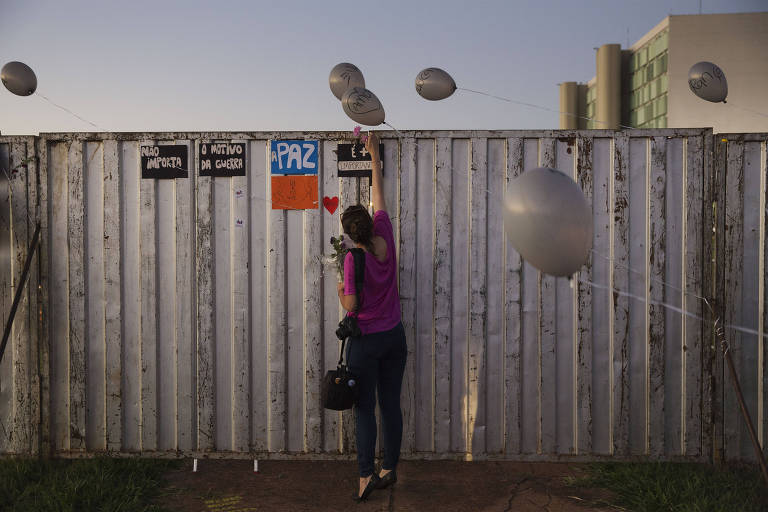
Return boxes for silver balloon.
[341,87,385,126]
[1,61,37,96]
[688,61,728,103]
[503,167,592,277]
[329,63,365,101]
[415,67,456,101]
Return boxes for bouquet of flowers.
[321,235,352,281]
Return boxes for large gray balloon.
[341,87,385,126]
[415,67,456,101]
[503,167,592,277]
[688,61,728,103]
[1,61,37,96]
[329,63,365,101]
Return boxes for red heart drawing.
[323,196,339,214]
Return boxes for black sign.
[199,142,247,177]
[336,143,384,178]
[141,145,188,179]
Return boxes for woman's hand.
[365,131,380,161]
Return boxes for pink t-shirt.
[343,210,401,335]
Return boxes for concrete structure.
[560,12,768,132]
[595,44,622,129]
[558,82,585,129]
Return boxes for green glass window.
[659,30,668,49]
[649,38,659,59]
[627,29,669,128]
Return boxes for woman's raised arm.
[366,132,386,213]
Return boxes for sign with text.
[336,143,384,178]
[141,145,188,179]
[199,142,246,177]
[271,175,319,210]
[270,140,318,175]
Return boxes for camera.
[335,315,361,340]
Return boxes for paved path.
[158,459,617,511]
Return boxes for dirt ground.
[157,459,618,511]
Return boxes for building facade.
[560,12,768,132]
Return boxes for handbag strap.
[337,338,347,367]
[338,248,366,367]
[349,248,366,316]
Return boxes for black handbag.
[321,248,365,411]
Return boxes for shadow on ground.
[157,459,617,511]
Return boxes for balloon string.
[382,122,425,148]
[578,275,766,340]
[589,249,710,305]
[457,87,636,130]
[586,249,768,341]
[36,92,104,131]
[727,102,768,119]
[382,121,407,139]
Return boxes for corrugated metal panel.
[0,136,40,455]
[1,129,717,460]
[715,133,768,462]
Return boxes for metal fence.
[714,133,768,463]
[0,129,727,461]
[0,135,41,456]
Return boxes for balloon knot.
[723,100,727,104]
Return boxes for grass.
[0,456,181,512]
[567,462,768,512]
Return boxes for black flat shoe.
[375,470,397,489]
[353,474,381,502]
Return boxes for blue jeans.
[347,322,407,477]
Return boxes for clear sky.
[0,0,764,134]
